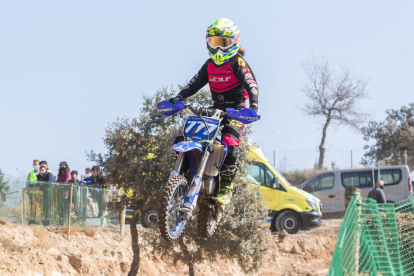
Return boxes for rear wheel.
[275,210,301,234]
[197,204,219,238]
[141,207,159,229]
[159,175,188,241]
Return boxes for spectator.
[368,180,386,204]
[68,170,80,217]
[81,167,98,217]
[36,166,55,182]
[82,167,92,182]
[69,170,79,184]
[56,162,72,225]
[89,166,107,217]
[91,166,107,188]
[36,165,55,226]
[56,162,71,183]
[27,159,40,225]
[26,159,40,188]
[39,160,55,181]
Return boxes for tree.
[0,170,10,194]
[141,137,270,276]
[88,86,270,275]
[362,103,414,168]
[301,56,369,169]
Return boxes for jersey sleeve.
[231,55,259,106]
[178,60,210,99]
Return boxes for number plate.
[184,116,220,141]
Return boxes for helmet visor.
[207,36,234,49]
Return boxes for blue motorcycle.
[157,100,259,241]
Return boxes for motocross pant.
[220,116,245,187]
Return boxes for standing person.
[368,180,386,204]
[168,18,260,205]
[90,166,107,217]
[36,166,55,226]
[56,165,72,225]
[68,170,80,217]
[81,167,97,216]
[26,159,40,188]
[27,159,39,224]
[27,159,40,224]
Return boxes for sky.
[0,0,413,178]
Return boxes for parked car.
[300,165,412,218]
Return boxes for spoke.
[167,183,187,234]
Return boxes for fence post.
[19,191,24,225]
[120,205,126,236]
[345,187,361,274]
[67,184,73,241]
[22,189,26,225]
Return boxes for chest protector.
[207,61,241,92]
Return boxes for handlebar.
[186,104,227,118]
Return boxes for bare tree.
[301,56,369,169]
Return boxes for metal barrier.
[21,182,120,228]
[0,174,124,235]
[0,191,23,224]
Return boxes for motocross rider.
[169,18,259,205]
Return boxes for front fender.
[172,141,203,153]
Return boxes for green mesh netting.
[329,194,414,276]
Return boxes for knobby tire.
[197,203,218,238]
[159,175,188,242]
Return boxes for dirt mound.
[0,219,341,276]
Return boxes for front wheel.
[159,175,188,242]
[274,210,301,234]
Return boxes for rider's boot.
[217,164,237,205]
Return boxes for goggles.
[206,36,235,50]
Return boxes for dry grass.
[33,226,55,250]
[83,227,97,237]
[283,168,326,187]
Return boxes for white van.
[300,165,412,218]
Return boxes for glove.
[249,105,258,113]
[169,95,183,104]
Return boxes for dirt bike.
[157,100,259,241]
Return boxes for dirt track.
[0,219,341,276]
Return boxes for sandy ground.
[0,219,342,276]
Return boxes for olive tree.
[89,86,270,275]
[362,103,414,168]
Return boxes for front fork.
[170,150,211,218]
